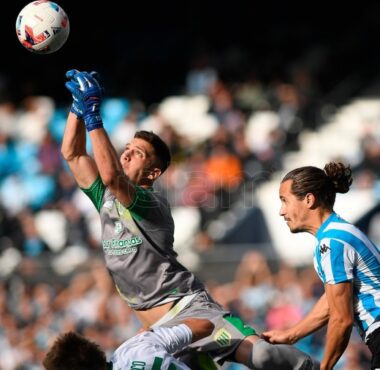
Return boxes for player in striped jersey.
[262,162,380,370]
[43,318,214,370]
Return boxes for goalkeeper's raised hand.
[65,70,104,132]
[65,69,84,118]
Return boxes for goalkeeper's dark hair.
[282,162,353,210]
[43,332,106,370]
[134,130,171,173]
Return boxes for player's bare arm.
[262,292,330,344]
[89,128,136,207]
[61,111,98,188]
[181,318,215,342]
[321,282,353,370]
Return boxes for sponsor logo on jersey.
[214,328,231,347]
[319,243,330,255]
[102,236,142,255]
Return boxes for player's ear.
[147,167,161,180]
[305,192,316,208]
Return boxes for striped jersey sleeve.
[314,237,356,284]
[314,212,380,340]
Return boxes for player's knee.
[249,339,272,369]
[249,339,314,370]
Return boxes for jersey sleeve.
[320,238,355,284]
[151,324,193,354]
[80,176,106,212]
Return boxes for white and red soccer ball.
[16,1,70,54]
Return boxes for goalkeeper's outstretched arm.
[61,111,98,188]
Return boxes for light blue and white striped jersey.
[313,212,380,342]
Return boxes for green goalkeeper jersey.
[82,177,204,310]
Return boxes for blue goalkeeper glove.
[65,69,84,118]
[65,70,104,132]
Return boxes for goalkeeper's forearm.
[89,127,123,184]
[61,111,88,161]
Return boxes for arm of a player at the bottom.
[152,319,214,354]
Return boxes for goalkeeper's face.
[120,138,161,185]
[279,179,311,234]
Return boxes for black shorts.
[367,327,380,370]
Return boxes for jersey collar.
[316,211,337,239]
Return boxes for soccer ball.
[16,1,70,54]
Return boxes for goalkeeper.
[61,69,317,370]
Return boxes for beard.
[286,220,307,233]
[289,225,308,233]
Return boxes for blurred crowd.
[0,64,380,369]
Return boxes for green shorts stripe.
[224,315,257,336]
